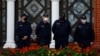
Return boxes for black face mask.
[59,13,65,20]
[24,18,28,21]
[59,17,65,21]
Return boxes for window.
[60,0,93,42]
[0,0,7,46]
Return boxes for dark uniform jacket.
[52,20,71,40]
[74,22,95,44]
[16,21,32,39]
[16,21,32,48]
[36,21,51,45]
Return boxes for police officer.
[74,15,95,49]
[52,13,71,49]
[36,14,51,47]
[16,13,32,48]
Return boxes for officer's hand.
[74,42,78,45]
[22,36,28,40]
[90,42,93,45]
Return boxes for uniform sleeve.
[48,23,51,36]
[74,25,80,42]
[48,23,51,41]
[89,24,95,42]
[15,22,19,35]
[24,23,32,36]
[52,21,57,34]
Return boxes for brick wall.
[94,0,100,48]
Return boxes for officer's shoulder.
[25,22,31,25]
[85,22,91,25]
[86,22,91,25]
[55,20,59,22]
[77,23,82,28]
[65,20,70,23]
[86,22,92,27]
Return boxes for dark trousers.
[37,37,50,47]
[78,40,91,49]
[55,38,68,49]
[17,36,30,49]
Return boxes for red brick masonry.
[94,0,100,48]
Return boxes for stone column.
[3,0,16,48]
[50,0,60,48]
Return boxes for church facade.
[0,0,98,48]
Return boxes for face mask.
[43,18,48,21]
[81,20,87,23]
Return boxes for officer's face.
[81,19,87,24]
[43,17,48,21]
[21,16,26,21]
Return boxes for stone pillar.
[50,0,60,48]
[3,0,16,48]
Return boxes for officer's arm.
[23,23,32,37]
[67,20,71,35]
[15,22,19,35]
[48,23,51,41]
[52,21,57,34]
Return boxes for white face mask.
[43,18,48,21]
[81,19,87,23]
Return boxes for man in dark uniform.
[52,13,71,49]
[74,15,95,49]
[16,13,32,48]
[35,14,51,47]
